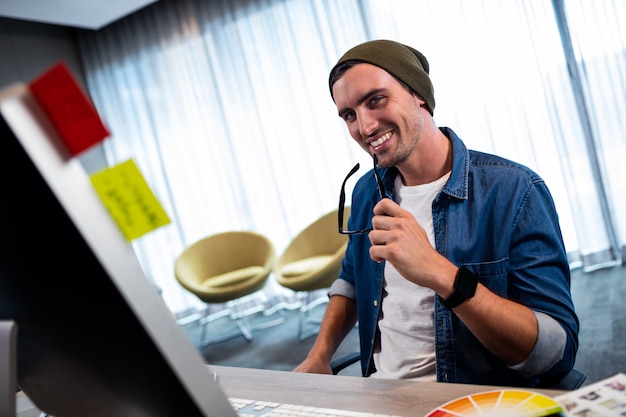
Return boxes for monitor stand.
[0,321,17,417]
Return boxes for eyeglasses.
[338,154,387,235]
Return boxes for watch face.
[456,266,478,296]
[442,266,479,309]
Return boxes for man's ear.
[412,92,433,116]
[411,91,426,105]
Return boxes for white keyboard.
[229,398,402,417]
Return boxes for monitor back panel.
[0,84,236,417]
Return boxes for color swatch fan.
[425,389,566,417]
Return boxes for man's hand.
[368,198,457,297]
[292,295,358,375]
[293,357,333,375]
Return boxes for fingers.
[369,200,403,263]
[371,198,411,232]
[372,198,400,217]
[368,199,428,264]
[368,199,453,289]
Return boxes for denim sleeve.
[508,180,579,382]
[508,311,566,376]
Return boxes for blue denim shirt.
[333,127,579,387]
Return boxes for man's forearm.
[306,295,358,363]
[453,283,538,365]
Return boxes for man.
[294,39,579,388]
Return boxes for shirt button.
[373,300,378,307]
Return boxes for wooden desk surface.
[210,365,564,416]
[17,366,565,417]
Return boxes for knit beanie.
[329,39,435,115]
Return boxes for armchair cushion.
[280,255,333,277]
[201,266,266,288]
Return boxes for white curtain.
[77,0,626,316]
[555,0,626,267]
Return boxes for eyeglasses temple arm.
[338,163,361,233]
[372,155,387,200]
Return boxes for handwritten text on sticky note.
[90,159,171,241]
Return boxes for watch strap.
[440,266,478,309]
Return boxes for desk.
[211,365,564,416]
[17,366,564,417]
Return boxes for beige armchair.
[175,231,283,344]
[275,209,349,339]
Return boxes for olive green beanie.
[329,39,435,115]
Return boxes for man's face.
[332,63,425,169]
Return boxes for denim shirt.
[333,127,579,387]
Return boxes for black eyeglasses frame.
[338,154,387,235]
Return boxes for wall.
[0,16,107,172]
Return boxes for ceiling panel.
[0,0,158,30]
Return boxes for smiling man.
[293,39,579,388]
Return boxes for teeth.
[371,132,391,147]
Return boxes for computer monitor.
[0,84,237,417]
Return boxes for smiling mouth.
[370,131,392,148]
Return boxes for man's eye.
[370,96,384,106]
[343,111,356,122]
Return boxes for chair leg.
[198,304,239,345]
[193,292,288,346]
[234,315,253,342]
[297,292,328,340]
[230,294,287,339]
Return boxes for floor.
[182,264,626,387]
[570,263,626,385]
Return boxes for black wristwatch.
[440,266,478,309]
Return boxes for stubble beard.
[378,108,424,169]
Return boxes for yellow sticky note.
[90,159,171,241]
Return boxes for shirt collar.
[377,126,469,201]
[439,126,469,200]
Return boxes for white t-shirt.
[371,172,450,380]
